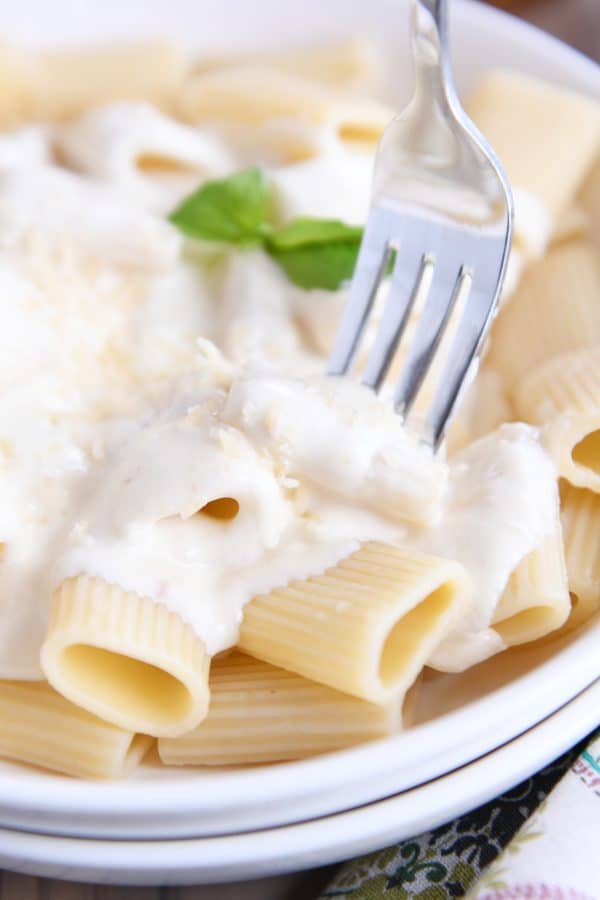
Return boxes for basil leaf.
[270,217,363,251]
[169,168,270,245]
[267,217,363,290]
[271,240,361,291]
[169,172,369,290]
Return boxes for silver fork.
[328,0,513,450]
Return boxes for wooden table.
[0,872,331,900]
[2,2,598,898]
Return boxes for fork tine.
[328,209,393,376]
[393,257,466,418]
[361,236,430,391]
[425,263,503,448]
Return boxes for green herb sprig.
[169,168,364,291]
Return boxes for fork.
[328,0,513,450]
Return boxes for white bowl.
[0,678,597,886]
[0,0,598,846]
[0,616,599,840]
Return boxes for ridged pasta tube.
[467,70,600,219]
[191,38,380,93]
[561,483,600,628]
[31,42,186,120]
[178,65,391,145]
[0,680,152,779]
[514,347,600,493]
[487,241,600,390]
[492,523,570,646]
[238,542,470,704]
[159,651,402,766]
[41,576,210,738]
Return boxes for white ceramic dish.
[0,678,597,886]
[0,616,599,840]
[0,0,598,846]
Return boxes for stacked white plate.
[1,0,599,884]
[0,679,597,885]
[0,616,598,884]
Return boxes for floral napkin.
[317,730,599,899]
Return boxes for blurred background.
[488,0,599,61]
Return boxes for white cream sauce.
[56,104,237,214]
[0,111,558,678]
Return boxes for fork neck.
[411,0,456,109]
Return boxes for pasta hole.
[572,430,600,474]
[567,591,597,630]
[266,135,320,164]
[60,644,193,730]
[123,734,154,775]
[337,123,380,146]
[283,146,319,163]
[135,153,200,175]
[198,497,240,520]
[378,585,454,688]
[569,591,583,625]
[493,606,556,645]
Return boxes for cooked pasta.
[32,42,186,120]
[238,542,470,704]
[54,104,235,213]
[0,680,152,778]
[492,523,570,646]
[0,31,596,779]
[561,483,600,628]
[158,651,402,766]
[0,43,35,127]
[191,38,380,93]
[0,41,186,127]
[486,241,600,390]
[178,65,391,145]
[447,367,515,453]
[41,577,210,738]
[514,347,600,493]
[467,70,600,224]
[550,207,589,248]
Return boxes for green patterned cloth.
[317,733,596,899]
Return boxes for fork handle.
[411,0,455,103]
[412,0,447,59]
[413,0,446,26]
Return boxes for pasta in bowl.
[0,21,599,783]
